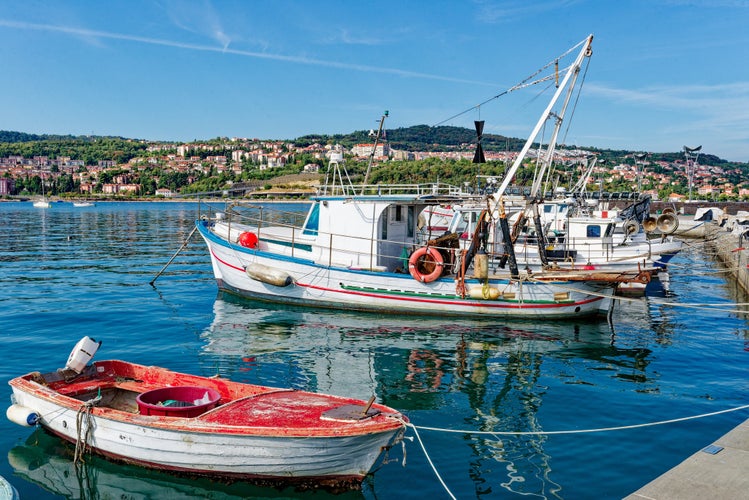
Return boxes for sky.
[1,1,748,162]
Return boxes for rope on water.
[74,393,101,464]
[405,420,457,500]
[662,263,742,277]
[411,403,749,436]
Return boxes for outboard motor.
[66,336,101,374]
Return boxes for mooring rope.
[74,393,101,464]
[402,403,749,499]
[410,403,749,436]
[405,419,457,500]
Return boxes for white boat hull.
[198,220,617,319]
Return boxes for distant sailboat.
[33,173,50,208]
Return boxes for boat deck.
[15,360,405,436]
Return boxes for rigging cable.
[432,38,588,127]
[559,48,592,147]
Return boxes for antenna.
[361,111,388,191]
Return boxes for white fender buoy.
[468,285,500,300]
[246,263,293,287]
[6,404,40,427]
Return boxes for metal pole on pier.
[149,226,198,286]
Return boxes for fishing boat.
[195,35,651,319]
[6,337,407,489]
[449,197,682,272]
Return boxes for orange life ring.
[408,246,444,283]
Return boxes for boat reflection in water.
[199,293,658,498]
[8,429,340,500]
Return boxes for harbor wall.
[705,226,749,295]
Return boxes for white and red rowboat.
[6,338,407,489]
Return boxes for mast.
[361,111,388,192]
[494,35,594,204]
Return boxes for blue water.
[1,201,748,499]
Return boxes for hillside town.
[0,136,746,201]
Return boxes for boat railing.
[318,182,465,198]
[564,235,617,260]
[209,201,471,274]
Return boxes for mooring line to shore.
[409,403,749,436]
[406,421,457,500]
[400,402,749,500]
[405,403,749,498]
[658,259,738,275]
[149,226,198,286]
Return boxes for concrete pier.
[625,418,749,499]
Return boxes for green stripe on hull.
[339,283,574,304]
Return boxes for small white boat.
[7,337,407,489]
[675,207,725,239]
[73,201,95,207]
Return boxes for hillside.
[0,126,740,168]
[294,125,734,166]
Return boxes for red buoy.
[239,232,259,249]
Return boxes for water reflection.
[8,429,361,500]
[199,294,661,498]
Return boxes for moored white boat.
[196,34,653,320]
[449,200,683,273]
[197,196,650,319]
[7,338,407,489]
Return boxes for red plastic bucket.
[136,386,221,417]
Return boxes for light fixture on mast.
[683,145,701,201]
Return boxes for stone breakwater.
[706,222,749,295]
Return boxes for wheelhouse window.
[586,225,601,238]
[303,202,320,236]
[389,205,404,223]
